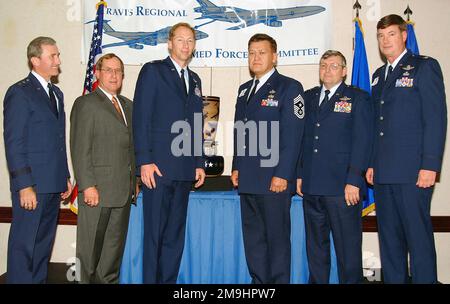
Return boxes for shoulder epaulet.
[306,86,320,94]
[16,77,31,87]
[149,59,163,64]
[348,84,368,94]
[411,54,430,60]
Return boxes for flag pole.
[404,5,413,22]
[351,1,376,216]
[403,5,420,55]
[353,0,361,18]
[352,1,362,51]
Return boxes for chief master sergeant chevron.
[366,14,447,284]
[231,33,305,284]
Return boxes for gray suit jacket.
[70,89,136,208]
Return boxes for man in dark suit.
[231,33,305,283]
[296,50,373,284]
[70,53,136,283]
[3,36,72,283]
[366,14,447,284]
[133,22,205,284]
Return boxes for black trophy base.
[204,155,224,177]
[193,175,234,192]
[192,155,229,191]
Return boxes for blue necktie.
[319,89,330,112]
[47,83,58,117]
[180,69,188,96]
[386,65,393,80]
[247,79,259,103]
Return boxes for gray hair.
[320,50,347,67]
[27,36,56,62]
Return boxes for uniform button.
[315,136,319,140]
[314,149,318,153]
[185,118,188,122]
[380,100,385,105]
[380,116,384,121]
[380,132,384,136]
[244,118,248,122]
[316,123,320,127]
[243,146,246,149]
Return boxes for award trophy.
[202,96,224,177]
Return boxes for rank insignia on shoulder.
[195,86,202,97]
[239,88,248,98]
[395,77,414,88]
[293,93,305,119]
[334,98,352,113]
[371,76,379,87]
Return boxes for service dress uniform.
[133,56,204,284]
[370,50,447,283]
[233,68,305,283]
[298,82,373,284]
[4,72,70,283]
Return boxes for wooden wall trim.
[361,215,450,232]
[1,206,450,232]
[0,207,77,225]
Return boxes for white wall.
[1,0,449,282]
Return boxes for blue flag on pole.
[351,18,375,216]
[406,22,420,55]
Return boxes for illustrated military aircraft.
[194,0,326,30]
[98,21,209,49]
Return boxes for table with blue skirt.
[119,191,338,284]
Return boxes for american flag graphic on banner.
[69,1,105,214]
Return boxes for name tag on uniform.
[395,77,414,88]
[334,97,352,113]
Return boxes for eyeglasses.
[319,63,345,71]
[100,68,123,75]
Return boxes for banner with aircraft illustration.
[83,0,333,67]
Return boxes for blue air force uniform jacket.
[232,70,305,194]
[370,51,447,184]
[133,57,204,181]
[3,73,70,193]
[297,83,373,196]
